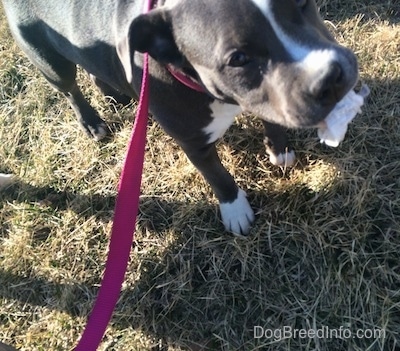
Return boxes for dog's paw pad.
[268,150,296,167]
[219,189,255,236]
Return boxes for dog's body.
[2,0,358,235]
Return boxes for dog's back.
[1,0,135,92]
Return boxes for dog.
[1,0,359,235]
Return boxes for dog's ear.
[117,9,183,83]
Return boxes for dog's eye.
[228,51,250,67]
[295,0,307,7]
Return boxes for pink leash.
[75,2,152,350]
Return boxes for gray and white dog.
[1,0,358,235]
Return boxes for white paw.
[269,150,296,167]
[219,189,255,236]
[0,173,14,188]
[92,123,109,142]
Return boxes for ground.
[0,1,399,350]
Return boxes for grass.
[0,1,399,350]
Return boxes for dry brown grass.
[1,1,399,350]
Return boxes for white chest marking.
[203,101,241,144]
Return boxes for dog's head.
[119,0,359,128]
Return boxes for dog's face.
[122,0,358,128]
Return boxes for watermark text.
[254,325,385,341]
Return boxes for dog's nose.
[311,62,347,106]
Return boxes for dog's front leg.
[262,121,296,167]
[180,141,255,236]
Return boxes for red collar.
[166,64,206,93]
[150,0,205,93]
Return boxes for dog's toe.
[80,120,110,141]
[89,122,110,141]
[77,110,111,141]
[219,189,255,236]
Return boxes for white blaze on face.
[300,49,338,75]
[249,0,337,69]
[250,0,309,61]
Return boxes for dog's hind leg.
[33,60,109,140]
[90,74,132,107]
[61,82,110,141]
[10,26,109,140]
[262,121,296,167]
[37,62,109,140]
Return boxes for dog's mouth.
[265,46,360,129]
[166,64,206,93]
